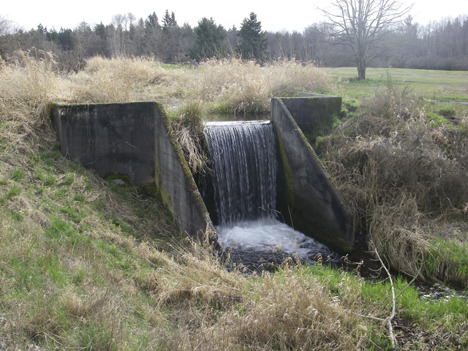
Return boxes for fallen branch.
[373,246,396,349]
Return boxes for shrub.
[318,85,468,283]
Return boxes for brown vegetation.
[316,84,468,285]
[0,51,467,350]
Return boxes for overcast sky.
[2,0,467,33]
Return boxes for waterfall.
[202,120,338,269]
[203,121,277,225]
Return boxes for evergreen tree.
[189,17,226,61]
[145,12,160,30]
[160,10,192,63]
[237,12,267,62]
[162,10,177,32]
[46,28,74,51]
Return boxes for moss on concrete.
[275,125,294,208]
[154,103,211,236]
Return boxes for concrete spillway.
[202,120,341,264]
[50,95,354,254]
[203,121,277,225]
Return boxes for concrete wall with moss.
[152,104,215,239]
[281,95,342,135]
[271,98,353,253]
[51,102,214,239]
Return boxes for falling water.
[203,121,338,270]
[203,121,277,225]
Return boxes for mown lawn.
[327,67,468,103]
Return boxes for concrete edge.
[154,104,216,241]
[272,97,354,253]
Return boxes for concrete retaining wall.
[271,98,353,253]
[50,99,352,252]
[51,102,213,239]
[281,95,342,134]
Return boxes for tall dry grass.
[66,56,332,116]
[0,51,64,149]
[318,84,468,283]
[194,59,331,115]
[1,52,331,154]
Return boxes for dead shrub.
[171,101,209,175]
[318,86,467,281]
[368,193,430,278]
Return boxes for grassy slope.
[0,53,467,350]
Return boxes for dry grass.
[318,84,468,284]
[0,50,62,149]
[68,56,182,103]
[2,51,466,350]
[170,101,208,175]
[172,266,367,351]
[195,59,331,115]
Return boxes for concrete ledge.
[272,97,353,253]
[50,102,214,239]
[280,95,342,134]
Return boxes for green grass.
[328,67,468,102]
[424,238,468,287]
[302,264,468,348]
[1,55,467,350]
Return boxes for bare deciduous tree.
[321,0,412,79]
[0,16,13,57]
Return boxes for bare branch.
[319,0,412,79]
[372,245,396,349]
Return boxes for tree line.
[0,9,467,72]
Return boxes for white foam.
[216,219,334,260]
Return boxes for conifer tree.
[237,12,267,62]
[189,18,226,61]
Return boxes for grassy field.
[0,53,467,350]
[327,67,468,102]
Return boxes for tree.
[161,10,180,62]
[189,17,226,61]
[162,10,177,32]
[145,12,160,30]
[321,0,411,79]
[0,15,13,57]
[224,26,239,57]
[143,12,162,57]
[237,12,267,62]
[46,28,74,51]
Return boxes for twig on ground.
[372,245,396,349]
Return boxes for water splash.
[203,120,339,270]
[217,218,339,263]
